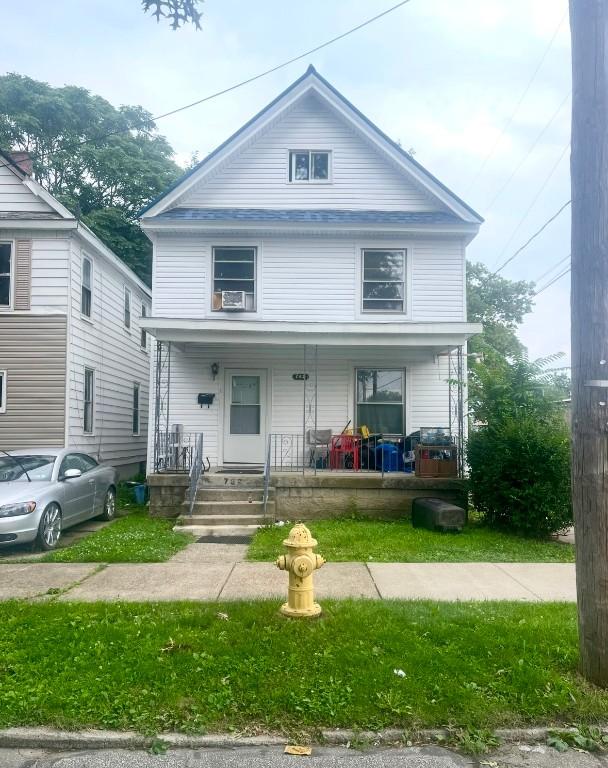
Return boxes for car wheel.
[36,504,62,551]
[99,487,116,521]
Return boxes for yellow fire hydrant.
[276,523,325,618]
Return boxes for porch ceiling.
[141,317,482,348]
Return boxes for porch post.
[448,345,465,477]
[153,340,172,472]
[302,344,319,475]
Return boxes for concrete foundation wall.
[272,475,466,520]
[148,473,189,518]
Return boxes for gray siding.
[0,314,67,449]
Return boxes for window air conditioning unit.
[221,290,246,310]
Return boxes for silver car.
[0,448,118,551]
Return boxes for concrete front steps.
[175,472,275,535]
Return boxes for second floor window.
[81,256,92,317]
[362,249,406,313]
[212,247,256,312]
[0,242,11,308]
[83,368,94,434]
[140,304,148,350]
[289,150,330,182]
[124,287,131,329]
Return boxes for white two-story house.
[140,66,482,503]
[0,150,151,477]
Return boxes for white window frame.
[355,368,406,436]
[287,149,332,183]
[358,245,411,318]
[124,286,131,330]
[0,370,6,414]
[132,382,140,436]
[81,254,93,319]
[0,241,13,311]
[211,246,258,313]
[140,303,149,351]
[83,367,95,434]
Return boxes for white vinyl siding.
[83,367,94,433]
[67,238,150,472]
[153,234,465,322]
[0,160,54,213]
[175,93,437,211]
[0,241,11,308]
[0,370,6,413]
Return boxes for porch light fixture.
[211,362,219,379]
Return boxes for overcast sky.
[1,0,572,361]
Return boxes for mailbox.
[197,393,215,408]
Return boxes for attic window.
[289,151,330,182]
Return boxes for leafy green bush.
[467,354,572,537]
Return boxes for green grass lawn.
[0,600,604,736]
[43,489,193,563]
[248,519,575,563]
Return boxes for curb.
[1,725,607,751]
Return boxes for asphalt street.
[2,745,608,767]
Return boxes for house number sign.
[292,373,310,381]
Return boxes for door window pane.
[230,376,261,434]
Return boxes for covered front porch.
[147,318,477,477]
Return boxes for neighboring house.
[0,150,151,478]
[140,66,482,473]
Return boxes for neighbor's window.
[81,256,92,317]
[140,304,148,350]
[0,370,6,414]
[362,249,406,313]
[124,286,131,329]
[289,150,330,182]
[212,247,256,311]
[84,367,94,434]
[0,242,12,308]
[356,369,404,434]
[132,382,140,435]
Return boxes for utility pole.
[570,0,608,686]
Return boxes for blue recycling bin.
[376,443,400,472]
[133,484,147,504]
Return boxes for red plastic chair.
[329,434,361,471]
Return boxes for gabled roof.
[139,66,483,224]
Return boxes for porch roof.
[141,317,482,347]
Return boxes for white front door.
[223,369,267,464]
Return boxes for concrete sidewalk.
[0,549,576,603]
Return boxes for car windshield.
[0,455,56,482]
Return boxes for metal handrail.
[188,433,204,518]
[262,432,272,519]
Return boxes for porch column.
[302,344,319,475]
[448,345,465,477]
[153,340,172,472]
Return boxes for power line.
[464,10,568,194]
[493,199,571,274]
[534,265,571,295]
[484,91,571,212]
[492,145,571,272]
[533,252,571,284]
[1,0,414,167]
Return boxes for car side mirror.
[63,468,82,480]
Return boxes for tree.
[467,353,572,537]
[0,73,182,284]
[466,261,535,359]
[569,0,608,687]
[142,0,203,29]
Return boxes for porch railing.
[266,430,459,477]
[188,433,204,517]
[154,431,202,473]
